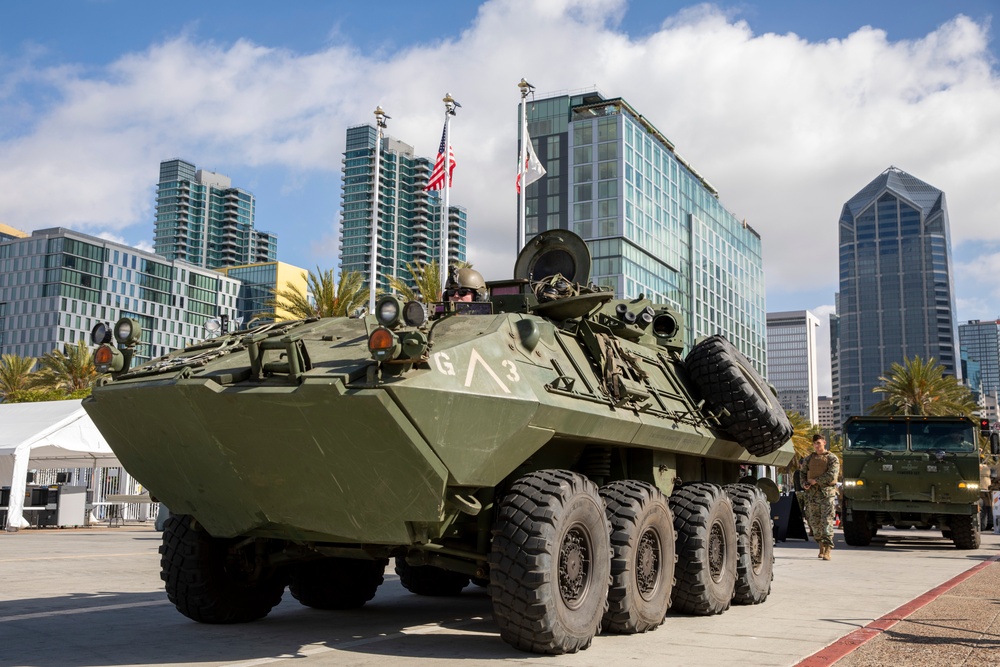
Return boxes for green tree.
[5,387,91,403]
[385,260,473,303]
[267,268,367,320]
[0,353,41,400]
[869,356,978,417]
[35,341,98,392]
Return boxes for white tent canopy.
[1,400,120,531]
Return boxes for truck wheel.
[289,557,388,609]
[685,336,792,456]
[670,483,737,615]
[842,504,873,546]
[951,514,981,550]
[599,480,675,633]
[725,484,773,605]
[159,514,285,623]
[394,558,470,596]
[489,469,611,654]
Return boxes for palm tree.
[0,353,40,400]
[35,341,98,392]
[870,356,978,417]
[267,268,367,320]
[386,260,475,303]
[387,260,441,303]
[787,411,818,462]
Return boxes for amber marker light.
[94,346,115,365]
[368,327,399,362]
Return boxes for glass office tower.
[0,228,241,366]
[154,158,278,269]
[959,320,1000,396]
[767,310,821,423]
[833,167,959,423]
[338,126,467,295]
[522,91,767,370]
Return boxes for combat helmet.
[444,266,488,302]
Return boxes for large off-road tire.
[394,558,470,596]
[951,513,981,550]
[725,484,773,605]
[842,502,873,547]
[489,469,612,654]
[289,557,388,609]
[670,483,737,615]
[685,335,793,456]
[159,514,285,623]
[599,480,675,633]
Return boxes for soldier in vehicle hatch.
[444,267,488,302]
[800,434,841,560]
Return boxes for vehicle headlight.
[958,482,979,491]
[376,296,401,328]
[90,322,112,345]
[114,318,142,346]
[403,301,428,327]
[844,479,865,488]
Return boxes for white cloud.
[1,0,998,312]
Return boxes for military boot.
[821,544,832,560]
[818,545,825,559]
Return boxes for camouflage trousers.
[802,488,837,547]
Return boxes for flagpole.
[517,79,531,253]
[369,106,388,313]
[440,93,457,293]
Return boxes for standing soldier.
[800,434,840,560]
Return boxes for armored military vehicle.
[83,229,793,654]
[841,415,984,549]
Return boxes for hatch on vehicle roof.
[513,229,591,284]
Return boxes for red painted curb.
[793,553,1000,667]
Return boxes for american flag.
[424,124,455,191]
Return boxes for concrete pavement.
[1,524,998,666]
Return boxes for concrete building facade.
[767,310,821,424]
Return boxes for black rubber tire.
[842,502,873,547]
[394,558,470,596]
[725,484,773,605]
[488,469,612,654]
[289,557,388,609]
[669,483,737,615]
[951,514,981,550]
[685,335,793,456]
[159,514,285,624]
[599,480,675,633]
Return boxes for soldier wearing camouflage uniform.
[800,434,840,560]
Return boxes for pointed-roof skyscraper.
[833,167,959,423]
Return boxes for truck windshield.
[845,422,907,451]
[910,423,977,453]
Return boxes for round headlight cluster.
[403,301,428,327]
[376,296,401,328]
[90,322,112,345]
[114,317,142,346]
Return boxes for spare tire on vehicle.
[685,335,792,456]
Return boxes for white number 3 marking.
[502,360,519,382]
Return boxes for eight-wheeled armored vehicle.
[84,229,794,654]
[841,415,985,549]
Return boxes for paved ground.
[1,525,998,667]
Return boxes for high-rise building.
[338,126,467,295]
[0,228,241,365]
[216,261,308,324]
[817,396,837,432]
[521,91,766,370]
[0,223,27,242]
[154,158,278,269]
[766,310,821,423]
[959,320,1000,397]
[832,167,959,423]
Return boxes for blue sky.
[2,0,999,392]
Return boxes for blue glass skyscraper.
[522,91,767,370]
[833,167,959,423]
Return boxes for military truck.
[841,415,984,549]
[83,229,793,654]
